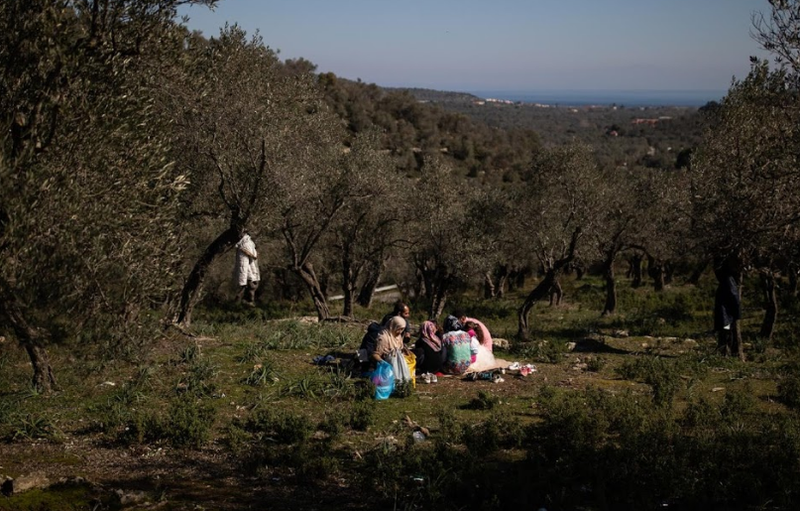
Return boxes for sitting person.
[381,300,412,342]
[413,320,446,375]
[465,316,493,353]
[464,321,480,364]
[441,311,472,375]
[373,316,413,384]
[356,321,385,373]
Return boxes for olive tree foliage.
[585,165,639,316]
[408,158,493,319]
[167,25,344,326]
[329,131,406,318]
[514,145,603,340]
[628,167,693,292]
[753,0,800,74]
[692,60,800,354]
[0,0,215,392]
[472,186,526,300]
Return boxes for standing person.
[234,233,260,306]
[714,261,741,354]
[414,320,447,375]
[442,312,472,375]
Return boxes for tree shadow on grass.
[571,338,633,355]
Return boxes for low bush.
[246,408,313,445]
[161,396,217,448]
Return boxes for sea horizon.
[467,89,726,107]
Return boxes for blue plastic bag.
[370,360,394,400]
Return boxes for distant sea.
[469,89,726,107]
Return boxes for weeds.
[511,339,564,364]
[349,400,376,431]
[246,408,313,445]
[178,358,218,397]
[244,361,279,387]
[465,390,500,410]
[10,413,61,441]
[778,372,800,409]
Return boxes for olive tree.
[514,145,603,340]
[692,60,800,355]
[407,158,493,319]
[169,25,344,326]
[330,132,407,317]
[0,0,215,392]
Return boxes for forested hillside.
[4,2,800,510]
[3,0,800,391]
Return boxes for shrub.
[247,408,313,445]
[585,356,606,372]
[615,356,682,407]
[349,400,376,431]
[392,380,414,398]
[466,390,500,410]
[778,373,800,409]
[162,396,216,448]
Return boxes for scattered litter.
[711,387,725,392]
[466,371,497,381]
[312,354,336,365]
[519,364,537,376]
[508,362,520,371]
[493,376,505,383]
[99,381,116,387]
[412,431,426,443]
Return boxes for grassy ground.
[1,273,800,510]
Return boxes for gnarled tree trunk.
[356,261,383,308]
[517,271,557,340]
[483,271,495,299]
[629,253,644,288]
[494,264,509,298]
[293,261,331,321]
[549,278,563,306]
[0,286,57,393]
[647,255,666,292]
[760,270,778,341]
[602,252,617,316]
[176,224,243,327]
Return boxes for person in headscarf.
[413,320,446,375]
[442,311,472,375]
[381,300,412,342]
[234,233,260,305]
[373,316,407,363]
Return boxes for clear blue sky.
[178,0,771,93]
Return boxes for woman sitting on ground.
[372,316,413,384]
[381,300,412,342]
[441,312,472,375]
[413,320,446,375]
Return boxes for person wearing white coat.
[234,233,260,305]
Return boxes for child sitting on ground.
[464,321,480,364]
